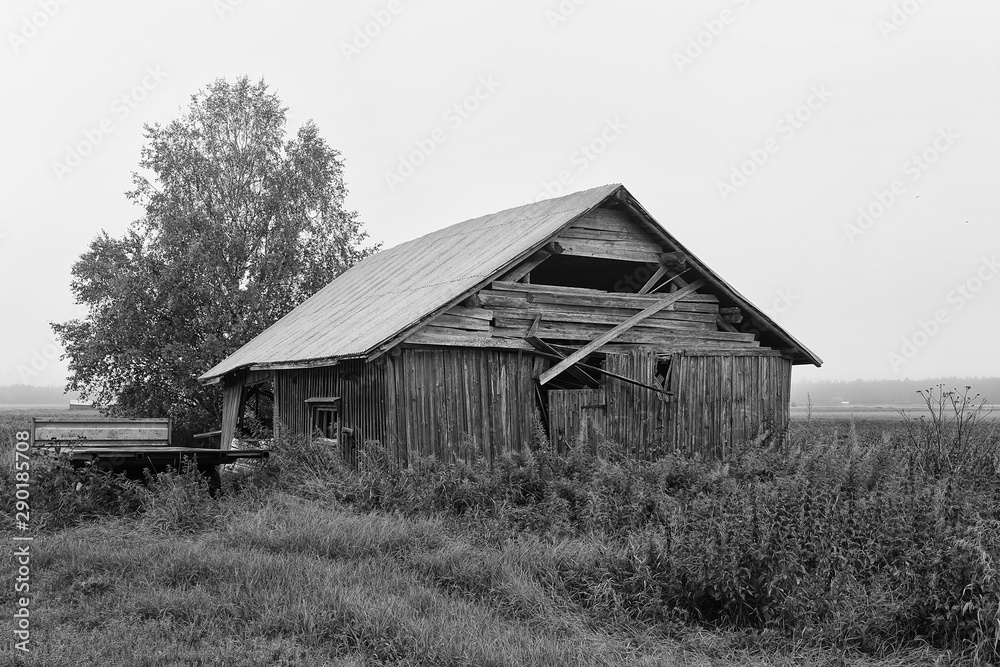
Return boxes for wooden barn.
[200,184,821,463]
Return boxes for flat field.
[792,404,1000,421]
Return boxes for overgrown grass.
[2,387,999,665]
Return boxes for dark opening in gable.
[529,254,654,293]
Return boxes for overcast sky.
[2,0,998,389]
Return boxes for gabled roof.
[200,184,820,381]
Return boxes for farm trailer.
[29,417,269,489]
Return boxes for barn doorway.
[547,388,606,453]
[239,380,274,439]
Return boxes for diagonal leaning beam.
[538,279,706,386]
[525,318,600,388]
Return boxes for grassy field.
[2,395,999,666]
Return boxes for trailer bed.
[29,417,269,480]
[49,446,268,466]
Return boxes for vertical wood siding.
[546,350,668,455]
[269,349,791,464]
[604,350,669,457]
[273,360,391,465]
[547,351,791,460]
[273,349,535,464]
[668,353,792,459]
[548,389,606,453]
[393,348,535,462]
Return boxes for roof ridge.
[390,183,623,247]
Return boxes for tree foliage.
[53,76,379,434]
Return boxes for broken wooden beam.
[555,238,660,264]
[528,348,671,396]
[640,268,690,295]
[719,307,742,324]
[638,265,669,295]
[497,250,552,283]
[716,315,739,333]
[659,252,688,273]
[539,279,706,385]
[525,317,599,388]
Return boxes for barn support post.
[220,369,247,450]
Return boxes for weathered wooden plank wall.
[392,348,535,462]
[553,208,664,264]
[547,351,790,460]
[548,388,606,453]
[269,349,791,464]
[604,350,669,457]
[407,280,767,354]
[668,353,792,459]
[273,360,391,464]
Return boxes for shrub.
[902,385,1000,479]
[10,452,223,532]
[21,454,145,529]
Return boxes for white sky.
[1,0,998,387]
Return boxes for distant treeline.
[792,377,1000,406]
[0,385,80,405]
